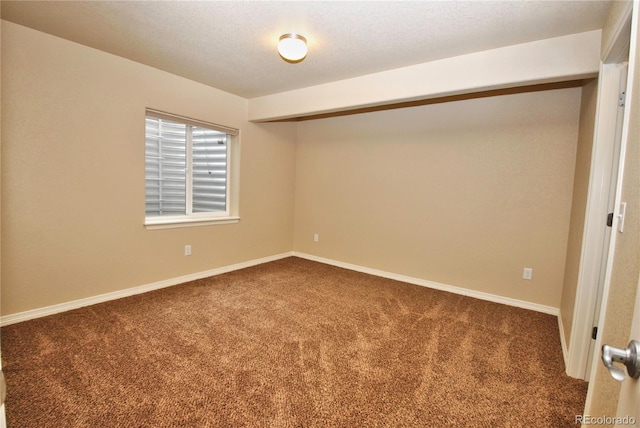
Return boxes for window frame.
[144,108,240,229]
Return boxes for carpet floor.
[1,257,587,427]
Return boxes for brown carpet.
[2,257,587,427]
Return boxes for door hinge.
[592,326,598,340]
[619,91,626,107]
[607,212,614,227]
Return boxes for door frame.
[565,2,634,380]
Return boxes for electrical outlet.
[523,268,533,280]
[314,233,319,242]
[185,245,192,256]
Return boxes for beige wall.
[587,1,639,418]
[601,0,633,60]
[0,19,594,320]
[0,22,297,316]
[293,88,581,308]
[560,79,599,347]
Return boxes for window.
[144,109,239,228]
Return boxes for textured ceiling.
[1,1,612,99]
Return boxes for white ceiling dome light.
[278,33,307,63]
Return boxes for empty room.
[1,1,640,426]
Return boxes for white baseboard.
[0,252,294,327]
[293,252,559,316]
[2,250,559,326]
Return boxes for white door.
[613,4,640,420]
[613,277,640,423]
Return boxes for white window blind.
[145,117,187,216]
[192,126,228,213]
[145,109,238,222]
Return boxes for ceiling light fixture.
[278,33,307,63]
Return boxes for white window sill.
[144,216,240,230]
